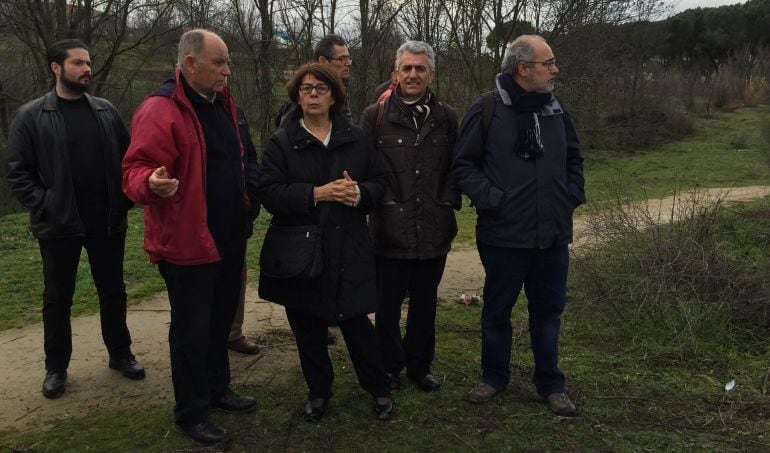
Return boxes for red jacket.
[122,69,245,265]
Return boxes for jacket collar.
[384,94,447,126]
[286,111,356,151]
[151,68,232,106]
[41,88,105,112]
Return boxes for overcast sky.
[670,0,745,13]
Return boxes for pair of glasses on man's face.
[299,83,331,95]
[327,55,352,63]
[523,58,557,69]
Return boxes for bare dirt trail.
[1,186,767,433]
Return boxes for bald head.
[178,29,231,97]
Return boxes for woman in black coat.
[257,63,394,421]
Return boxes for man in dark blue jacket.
[452,35,585,416]
[6,39,144,399]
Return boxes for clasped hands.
[314,170,360,207]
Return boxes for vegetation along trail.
[1,186,768,433]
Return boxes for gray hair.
[500,34,546,75]
[395,40,435,72]
[177,29,211,67]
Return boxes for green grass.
[585,105,770,201]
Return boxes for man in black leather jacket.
[5,39,144,399]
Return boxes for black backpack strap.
[481,91,496,145]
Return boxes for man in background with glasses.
[452,35,585,416]
[275,34,353,128]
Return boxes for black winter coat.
[360,97,460,260]
[257,112,386,322]
[452,79,585,249]
[6,90,131,239]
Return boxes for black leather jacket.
[6,89,132,239]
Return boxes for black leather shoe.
[109,355,146,380]
[373,396,395,421]
[42,370,67,399]
[409,373,441,392]
[387,373,401,392]
[211,388,257,413]
[175,419,227,445]
[326,331,337,345]
[303,398,329,422]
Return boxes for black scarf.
[394,85,432,130]
[497,74,552,160]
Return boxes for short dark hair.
[286,63,346,114]
[47,39,89,75]
[312,34,347,61]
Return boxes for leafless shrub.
[572,185,770,357]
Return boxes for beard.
[60,71,91,94]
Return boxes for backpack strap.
[481,91,496,145]
[375,99,386,129]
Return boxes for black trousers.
[158,238,245,426]
[285,307,389,401]
[38,231,132,371]
[375,255,447,376]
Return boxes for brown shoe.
[546,392,577,417]
[227,336,260,355]
[466,382,498,404]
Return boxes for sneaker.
[466,382,498,404]
[546,392,577,417]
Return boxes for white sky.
[670,0,745,13]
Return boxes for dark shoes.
[326,331,337,345]
[303,397,329,422]
[373,396,395,421]
[211,388,257,413]
[387,373,401,392]
[546,392,578,417]
[42,370,67,399]
[228,336,260,355]
[466,382,499,404]
[408,373,441,392]
[108,355,146,380]
[175,418,228,445]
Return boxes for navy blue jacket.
[452,76,585,249]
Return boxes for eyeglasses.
[327,55,352,63]
[522,59,557,69]
[299,83,331,95]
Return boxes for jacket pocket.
[370,203,410,250]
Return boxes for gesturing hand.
[149,166,179,198]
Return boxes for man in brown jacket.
[360,40,460,392]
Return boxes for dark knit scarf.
[497,74,552,160]
[394,84,433,130]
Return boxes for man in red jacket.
[122,29,260,445]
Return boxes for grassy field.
[1,105,769,451]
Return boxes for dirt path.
[2,186,767,432]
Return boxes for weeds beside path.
[1,186,767,436]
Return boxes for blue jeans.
[478,243,569,396]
